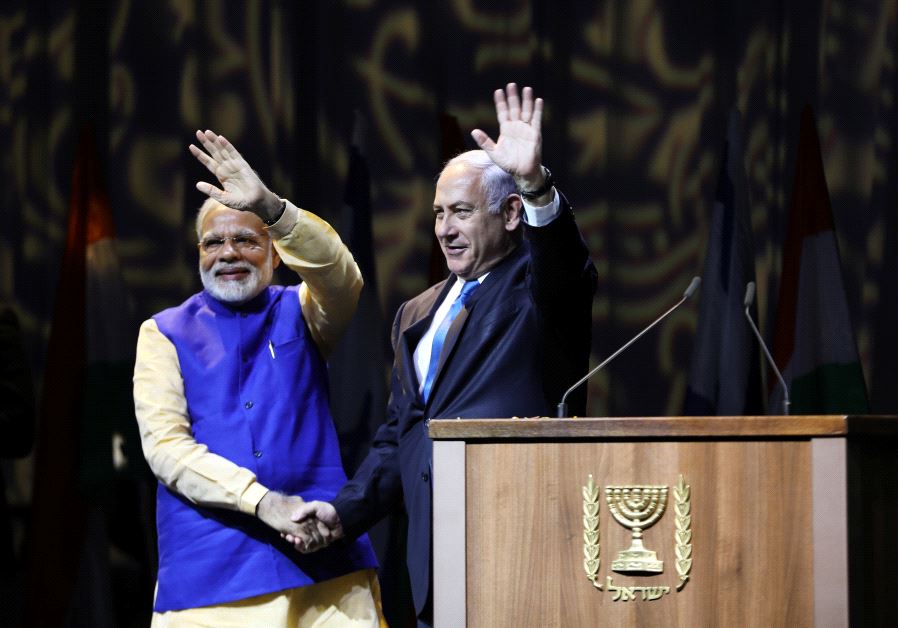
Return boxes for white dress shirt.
[412,192,561,393]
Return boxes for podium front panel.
[434,435,851,627]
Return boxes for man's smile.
[215,265,251,280]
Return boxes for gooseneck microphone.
[743,282,790,415]
[556,276,701,417]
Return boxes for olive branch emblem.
[674,474,692,590]
[582,474,602,589]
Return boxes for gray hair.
[196,197,226,239]
[440,150,518,214]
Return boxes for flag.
[26,126,137,627]
[26,128,91,626]
[329,113,388,474]
[327,113,415,627]
[769,106,868,414]
[684,109,764,416]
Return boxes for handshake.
[256,492,344,553]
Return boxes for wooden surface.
[428,415,898,440]
[464,440,816,627]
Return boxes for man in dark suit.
[290,83,597,627]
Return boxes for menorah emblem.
[605,485,669,574]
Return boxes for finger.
[297,533,319,553]
[494,88,509,122]
[196,130,219,157]
[505,82,521,121]
[189,144,220,176]
[470,129,496,152]
[301,519,323,544]
[520,86,534,122]
[531,98,544,132]
[195,181,226,203]
[308,526,323,546]
[315,519,333,541]
[215,134,244,165]
[201,129,228,163]
[292,526,312,547]
[289,535,308,552]
[194,129,212,148]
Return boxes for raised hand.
[256,492,324,552]
[188,129,283,222]
[470,83,544,186]
[284,500,344,554]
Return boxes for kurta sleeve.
[267,201,363,358]
[133,318,269,515]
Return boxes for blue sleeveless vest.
[152,286,377,612]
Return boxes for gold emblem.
[673,474,692,590]
[582,475,602,590]
[582,474,692,600]
[606,485,668,573]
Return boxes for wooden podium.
[430,416,898,627]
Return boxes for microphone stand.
[743,282,790,415]
[557,276,701,417]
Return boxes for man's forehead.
[201,206,266,235]
[434,165,483,206]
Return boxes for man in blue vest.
[133,130,384,626]
[288,84,597,627]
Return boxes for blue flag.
[684,109,764,415]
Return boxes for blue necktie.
[422,280,479,401]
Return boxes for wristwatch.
[264,199,287,226]
[518,166,554,201]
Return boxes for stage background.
[1,1,896,626]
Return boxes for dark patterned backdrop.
[2,0,897,623]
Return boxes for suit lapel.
[397,279,453,394]
[426,244,529,406]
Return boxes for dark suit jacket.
[333,194,597,619]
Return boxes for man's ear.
[503,194,523,232]
[272,247,282,269]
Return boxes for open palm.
[471,83,543,181]
[189,129,275,213]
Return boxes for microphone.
[556,276,701,417]
[743,282,790,415]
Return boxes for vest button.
[245,401,254,409]
[253,450,262,458]
[421,472,429,481]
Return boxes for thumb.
[471,129,495,151]
[290,501,317,522]
[196,181,226,203]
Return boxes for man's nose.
[218,238,242,259]
[435,216,454,239]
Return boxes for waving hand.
[471,83,544,186]
[188,130,282,221]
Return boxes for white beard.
[200,251,274,305]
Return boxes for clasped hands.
[257,492,343,553]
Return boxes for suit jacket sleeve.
[331,305,406,537]
[525,191,598,413]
